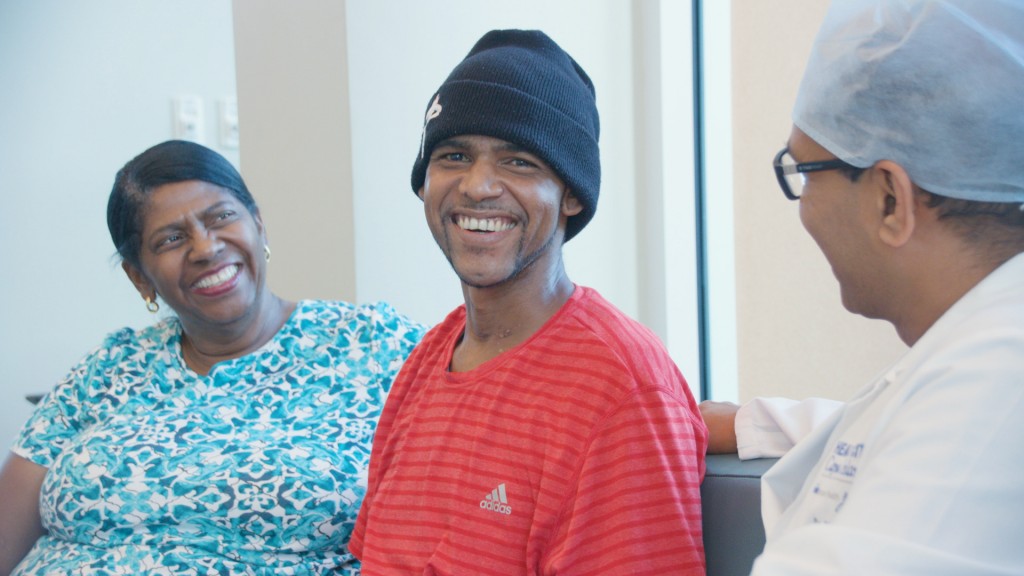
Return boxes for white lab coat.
[736,396,843,460]
[746,253,1024,576]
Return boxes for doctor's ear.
[874,160,917,248]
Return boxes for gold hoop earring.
[264,244,272,262]
[145,297,159,314]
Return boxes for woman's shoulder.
[298,299,427,334]
[24,318,183,439]
[89,317,180,361]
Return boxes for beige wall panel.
[233,0,355,302]
[730,0,906,402]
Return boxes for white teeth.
[456,216,515,232]
[194,265,239,289]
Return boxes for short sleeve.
[544,388,708,575]
[361,301,427,393]
[11,337,121,467]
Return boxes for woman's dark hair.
[107,140,258,268]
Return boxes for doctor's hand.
[699,400,740,454]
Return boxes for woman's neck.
[180,295,296,375]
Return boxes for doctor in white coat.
[702,1,1024,574]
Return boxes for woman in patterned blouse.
[0,140,425,575]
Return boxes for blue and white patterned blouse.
[11,300,425,575]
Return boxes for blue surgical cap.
[794,0,1024,202]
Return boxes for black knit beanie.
[411,29,601,242]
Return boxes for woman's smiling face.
[124,179,269,335]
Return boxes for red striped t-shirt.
[350,286,708,575]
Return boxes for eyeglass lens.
[782,151,807,198]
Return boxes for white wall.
[0,1,238,446]
[232,0,705,391]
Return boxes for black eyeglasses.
[773,147,858,200]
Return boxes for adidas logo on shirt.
[479,483,513,515]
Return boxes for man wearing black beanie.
[350,29,707,575]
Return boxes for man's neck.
[451,270,575,372]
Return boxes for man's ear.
[561,190,583,217]
[874,160,917,248]
[122,261,156,302]
[417,186,425,201]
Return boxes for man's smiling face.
[419,134,581,289]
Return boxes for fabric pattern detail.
[11,300,424,575]
[351,286,707,575]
